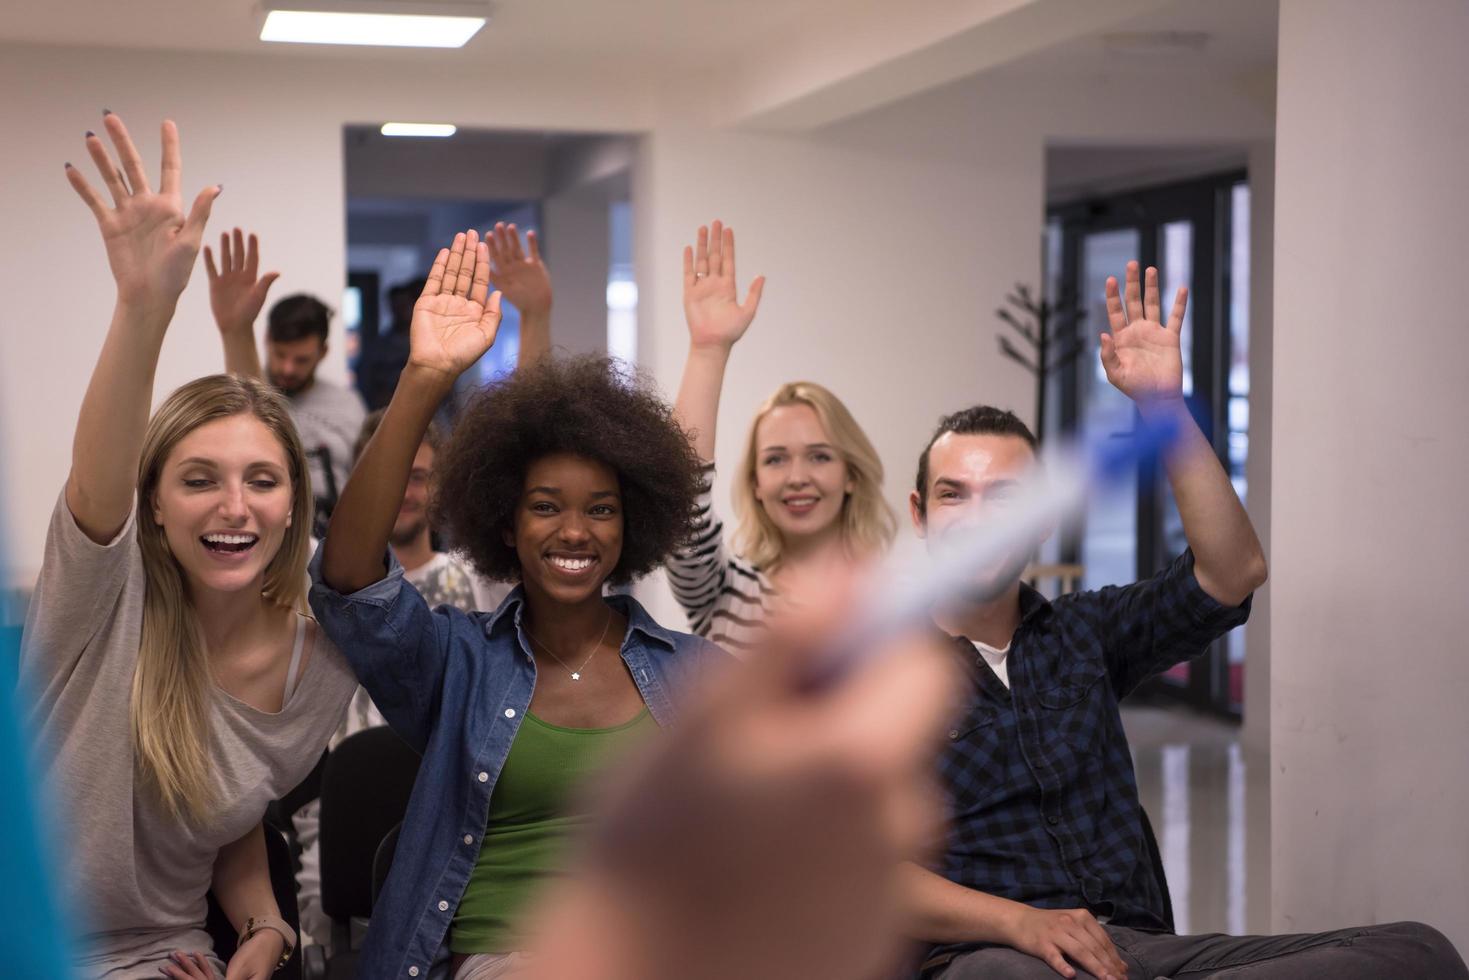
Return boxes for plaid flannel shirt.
[929,548,1251,959]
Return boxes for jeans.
[929,920,1467,979]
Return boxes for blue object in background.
[0,618,76,972]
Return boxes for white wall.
[541,190,613,358]
[630,122,1042,623]
[0,41,652,588]
[1271,0,1469,950]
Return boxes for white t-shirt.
[971,639,1012,689]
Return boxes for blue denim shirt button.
[504,708,516,719]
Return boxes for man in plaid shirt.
[902,263,1465,979]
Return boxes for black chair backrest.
[371,822,403,911]
[1138,806,1176,933]
[319,725,420,922]
[205,823,302,980]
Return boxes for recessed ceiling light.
[381,122,458,137]
[261,5,486,48]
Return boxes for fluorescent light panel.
[381,122,457,138]
[261,10,485,48]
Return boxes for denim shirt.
[308,550,724,979]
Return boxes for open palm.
[683,220,765,350]
[205,228,280,334]
[409,230,502,380]
[66,114,218,311]
[486,221,552,315]
[1100,261,1187,403]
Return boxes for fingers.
[506,223,525,262]
[1143,266,1161,324]
[245,232,261,279]
[422,247,450,298]
[1078,918,1127,978]
[1103,276,1127,333]
[479,288,504,339]
[221,230,234,271]
[1040,944,1077,979]
[159,119,181,197]
[742,275,766,316]
[720,223,735,280]
[526,228,540,262]
[84,129,129,206]
[486,222,506,268]
[709,219,724,279]
[1098,333,1120,377]
[1122,260,1143,324]
[183,184,221,241]
[64,162,109,220]
[102,111,151,197]
[440,231,468,296]
[695,224,710,277]
[682,245,695,290]
[232,228,246,274]
[1167,285,1188,332]
[252,271,281,306]
[203,244,219,281]
[454,229,480,296]
[470,241,491,305]
[1059,925,1120,980]
[162,950,216,980]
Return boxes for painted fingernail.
[63,161,72,169]
[85,130,95,138]
[103,108,113,115]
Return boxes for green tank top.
[450,708,656,953]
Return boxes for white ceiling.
[0,0,826,69]
[999,0,1277,78]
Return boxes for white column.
[1271,0,1469,950]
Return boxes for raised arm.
[320,230,501,593]
[672,220,765,461]
[64,113,219,544]
[204,227,279,379]
[1100,262,1267,607]
[486,221,553,367]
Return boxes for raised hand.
[204,228,280,336]
[682,220,765,351]
[1100,261,1187,404]
[409,230,502,381]
[486,221,552,316]
[65,112,219,313]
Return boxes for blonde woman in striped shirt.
[668,221,896,654]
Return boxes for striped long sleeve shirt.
[666,465,777,656]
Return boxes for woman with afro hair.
[309,229,723,980]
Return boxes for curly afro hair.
[432,354,703,585]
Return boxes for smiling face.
[507,453,625,606]
[150,413,295,596]
[751,404,853,546]
[391,441,435,547]
[910,431,1042,598]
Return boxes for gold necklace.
[525,608,613,681]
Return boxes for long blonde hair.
[731,381,896,571]
[133,375,313,824]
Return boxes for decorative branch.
[993,281,1086,441]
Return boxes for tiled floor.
[1122,705,1271,936]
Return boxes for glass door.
[1050,172,1249,717]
